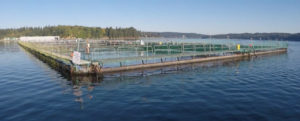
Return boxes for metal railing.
[20,39,288,68]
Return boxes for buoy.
[237,44,240,50]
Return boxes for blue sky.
[0,0,299,34]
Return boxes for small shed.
[20,36,60,42]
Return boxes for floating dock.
[18,39,288,75]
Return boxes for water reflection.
[69,76,97,109]
[0,41,19,53]
[60,57,250,108]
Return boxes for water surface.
[0,40,299,121]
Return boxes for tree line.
[0,25,140,39]
[1,26,299,41]
[141,32,300,41]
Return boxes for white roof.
[20,36,60,42]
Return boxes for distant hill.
[142,32,300,41]
[141,32,208,38]
[1,25,299,41]
[0,25,140,40]
[212,33,300,41]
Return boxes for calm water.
[0,40,300,121]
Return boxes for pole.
[77,39,80,52]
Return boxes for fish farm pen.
[18,39,288,75]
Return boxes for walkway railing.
[19,39,288,68]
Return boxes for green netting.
[21,40,288,68]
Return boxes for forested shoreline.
[142,32,300,41]
[1,25,299,41]
[0,25,140,39]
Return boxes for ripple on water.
[1,42,300,121]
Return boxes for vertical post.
[146,42,148,64]
[117,47,119,60]
[77,39,80,51]
[135,47,138,58]
[168,43,170,55]
[204,43,206,53]
[182,43,185,53]
[59,42,61,56]
[193,44,195,58]
[209,44,211,55]
[91,48,94,61]
[153,45,155,55]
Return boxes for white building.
[20,36,60,42]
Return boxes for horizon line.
[0,25,299,35]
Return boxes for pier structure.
[18,39,288,75]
